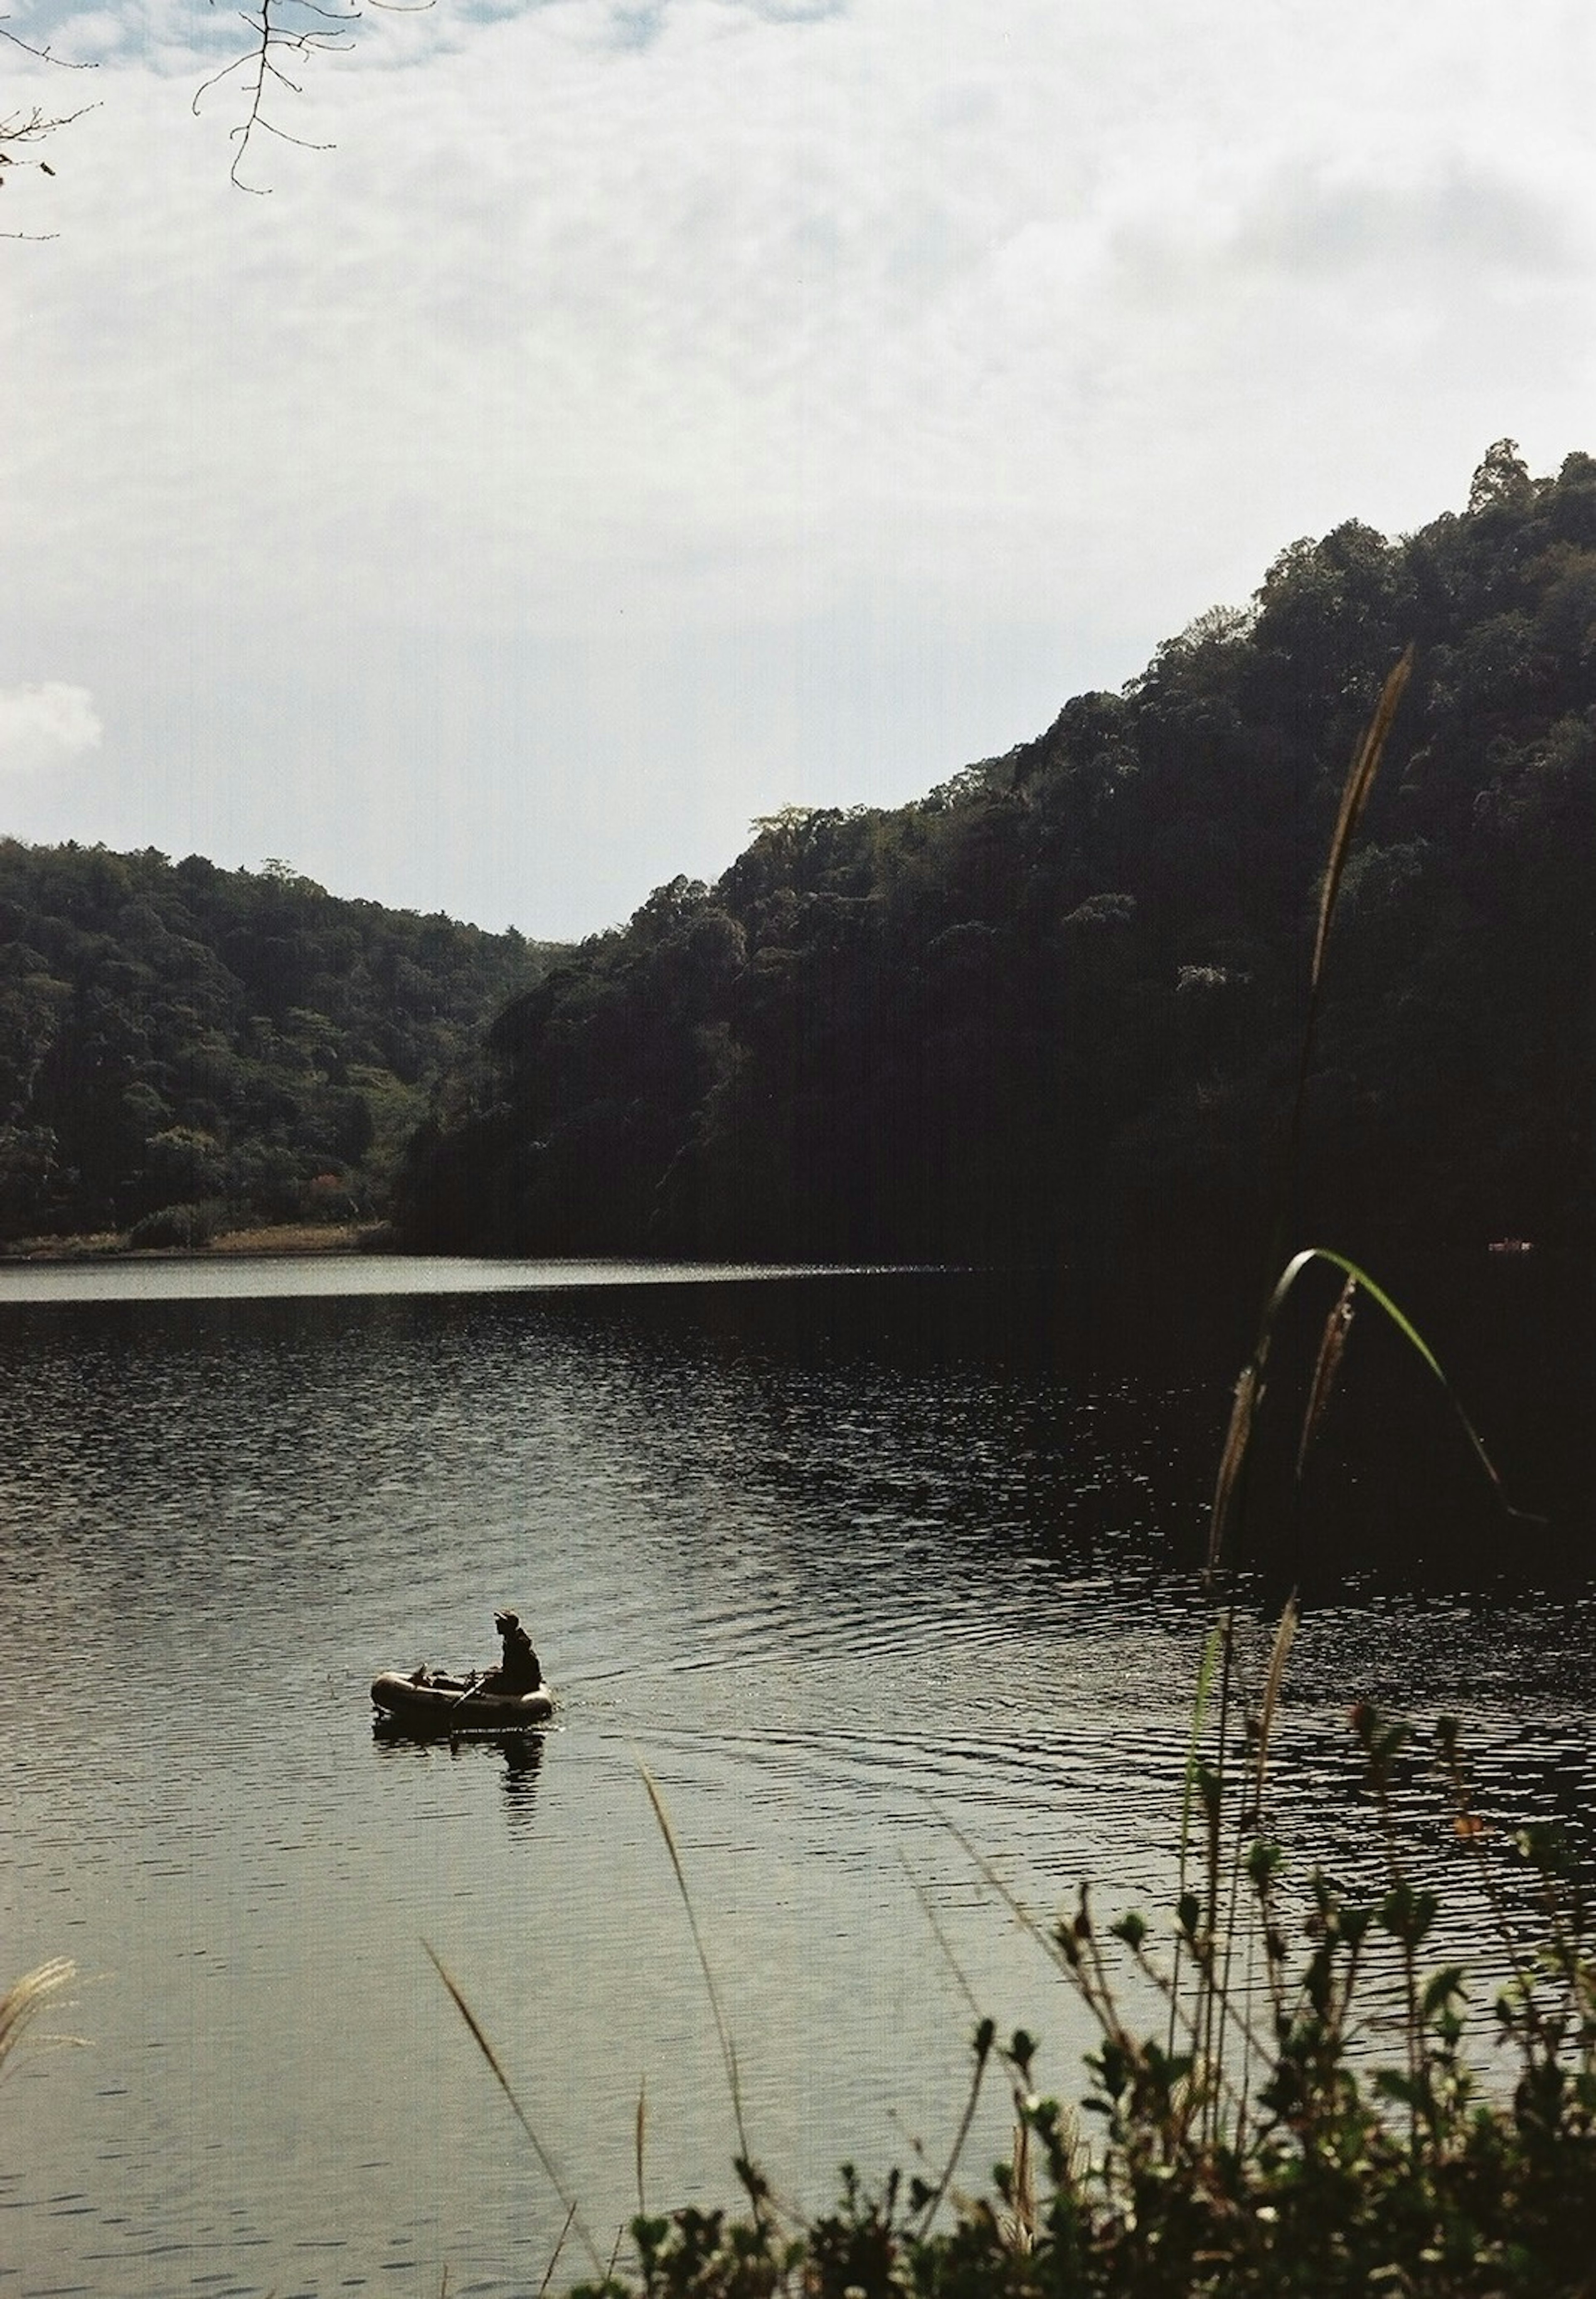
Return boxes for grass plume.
[1294,1272,1356,1486]
[0,1957,81,2078]
[1311,645,1415,996]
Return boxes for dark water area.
[645,1253,1594,1592]
[0,1257,1591,2298]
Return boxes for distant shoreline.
[0,1222,395,1264]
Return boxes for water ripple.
[0,1269,1589,2297]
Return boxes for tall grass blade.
[1176,1621,1224,1884]
[912,2013,994,2237]
[423,1942,605,2277]
[1169,1620,1224,2058]
[1295,1276,1356,1485]
[901,1853,985,2026]
[1227,1595,1300,2143]
[638,1764,755,2178]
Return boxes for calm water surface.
[0,1260,1591,2298]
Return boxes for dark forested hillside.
[400,443,1592,1279]
[0,847,557,1244]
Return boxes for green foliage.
[0,845,560,1243]
[127,1199,226,1250]
[557,1705,1596,2299]
[398,446,1594,1274]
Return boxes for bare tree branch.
[1,16,97,70]
[4,0,437,213]
[194,0,357,192]
[0,104,98,237]
[0,16,98,232]
[194,0,434,193]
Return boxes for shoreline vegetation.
[0,1219,393,1262]
[395,446,1592,1275]
[0,843,561,1252]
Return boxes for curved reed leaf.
[1208,1246,1531,1579]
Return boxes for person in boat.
[481,1608,542,1696]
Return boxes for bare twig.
[0,14,98,230]
[195,0,355,192]
[2,17,92,70]
[194,0,435,192]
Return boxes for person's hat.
[495,1609,519,1629]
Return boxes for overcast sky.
[3,0,1592,939]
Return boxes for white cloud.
[1,0,1593,932]
[0,685,103,772]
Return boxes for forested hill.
[395,442,1593,1282]
[0,846,559,1244]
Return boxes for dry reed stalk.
[422,1942,605,2278]
[535,2205,579,2299]
[634,2077,648,2219]
[1207,1363,1264,1581]
[637,1766,752,2169]
[1295,1277,1357,1486]
[1254,1596,1300,1796]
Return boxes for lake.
[0,1257,1592,2299]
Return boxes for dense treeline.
[0,846,556,1243]
[396,443,1594,1279]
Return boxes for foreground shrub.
[564,1703,1595,2299]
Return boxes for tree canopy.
[0,843,557,1243]
[394,445,1595,1282]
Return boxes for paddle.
[444,1671,493,1712]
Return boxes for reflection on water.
[0,1262,1591,2297]
[371,1726,549,1836]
